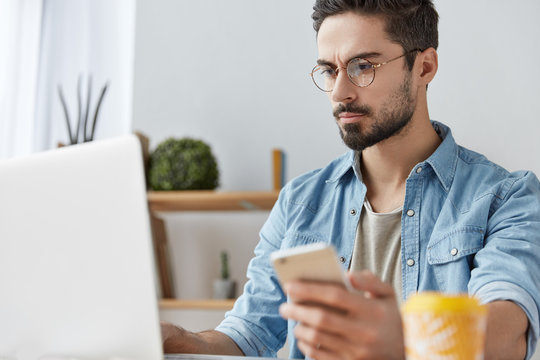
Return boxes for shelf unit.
[137,133,283,310]
[148,190,279,309]
[159,298,237,310]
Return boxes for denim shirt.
[216,121,540,359]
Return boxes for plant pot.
[213,279,237,299]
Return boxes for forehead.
[317,12,398,62]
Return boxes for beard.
[334,75,415,152]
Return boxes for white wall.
[132,0,341,192]
[431,1,540,176]
[133,1,540,357]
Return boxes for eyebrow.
[317,52,383,67]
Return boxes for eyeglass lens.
[311,58,375,92]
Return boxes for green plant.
[149,137,219,190]
[220,251,230,280]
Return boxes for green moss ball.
[149,138,219,190]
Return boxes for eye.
[348,59,373,77]
[318,65,336,78]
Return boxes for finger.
[347,270,395,298]
[297,338,341,360]
[282,282,387,324]
[285,280,363,313]
[281,301,386,347]
[280,302,354,337]
[294,321,357,355]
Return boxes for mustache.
[333,103,373,118]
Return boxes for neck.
[359,102,441,212]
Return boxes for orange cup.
[402,292,487,360]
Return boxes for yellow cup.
[402,292,487,360]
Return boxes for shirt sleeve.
[468,171,540,359]
[215,184,291,357]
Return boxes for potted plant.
[148,137,219,191]
[213,251,236,299]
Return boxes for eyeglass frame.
[310,48,422,92]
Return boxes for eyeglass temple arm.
[373,49,423,68]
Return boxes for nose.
[330,70,358,104]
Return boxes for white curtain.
[0,0,135,159]
[35,0,136,150]
[0,0,43,159]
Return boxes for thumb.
[347,270,395,298]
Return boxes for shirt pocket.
[428,226,485,264]
[426,226,485,291]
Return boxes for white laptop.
[0,136,162,360]
[0,136,282,360]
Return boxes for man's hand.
[279,270,404,360]
[161,321,202,353]
[160,321,244,355]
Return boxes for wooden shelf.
[148,191,280,299]
[148,190,279,212]
[159,298,236,310]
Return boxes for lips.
[338,112,366,124]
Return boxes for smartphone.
[270,242,353,292]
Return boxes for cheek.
[367,79,393,100]
[365,76,407,109]
[328,95,340,115]
[360,92,385,114]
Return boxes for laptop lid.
[0,135,162,360]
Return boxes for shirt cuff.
[474,280,539,359]
[215,316,276,358]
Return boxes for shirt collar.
[424,121,458,192]
[324,151,356,185]
[326,121,459,192]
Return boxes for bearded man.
[162,1,540,359]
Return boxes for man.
[162,1,540,359]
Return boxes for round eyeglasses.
[310,49,421,92]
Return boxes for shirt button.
[406,209,415,217]
[339,256,346,264]
[350,209,357,216]
[416,167,423,174]
[451,248,458,256]
[406,259,415,267]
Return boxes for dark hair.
[312,0,439,70]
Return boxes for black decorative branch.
[57,85,76,145]
[88,81,108,142]
[75,76,80,143]
[82,76,92,142]
[57,74,109,145]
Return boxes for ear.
[415,48,438,86]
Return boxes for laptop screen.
[0,136,162,360]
